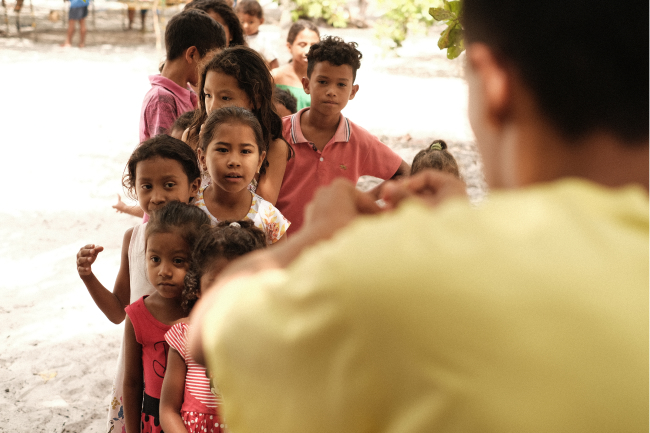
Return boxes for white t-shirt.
[246,32,277,63]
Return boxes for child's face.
[274,100,293,118]
[199,122,266,194]
[135,157,200,215]
[203,70,254,115]
[287,29,320,65]
[207,11,231,46]
[238,13,263,36]
[146,231,190,300]
[303,61,359,116]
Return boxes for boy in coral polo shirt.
[276,36,410,235]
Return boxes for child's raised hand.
[112,194,128,214]
[77,244,104,276]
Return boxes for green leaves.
[290,0,349,28]
[429,0,465,59]
[374,0,436,49]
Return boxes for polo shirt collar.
[149,74,196,106]
[290,107,351,145]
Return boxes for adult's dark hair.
[199,106,266,156]
[463,0,648,143]
[287,19,319,44]
[182,220,266,313]
[307,35,362,81]
[123,135,201,200]
[235,0,263,19]
[411,140,460,177]
[165,9,227,61]
[169,110,197,134]
[145,201,211,257]
[273,87,298,114]
[185,0,247,47]
[189,46,293,172]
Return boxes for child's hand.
[112,194,129,214]
[77,244,104,276]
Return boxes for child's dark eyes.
[173,258,185,265]
[204,93,212,99]
[221,96,232,101]
[150,256,160,263]
[164,182,176,188]
[141,184,152,190]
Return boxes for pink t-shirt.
[139,75,198,143]
[276,108,403,235]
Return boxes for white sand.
[0,24,477,432]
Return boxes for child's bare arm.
[123,317,144,433]
[113,194,145,218]
[255,138,289,205]
[77,228,132,324]
[368,159,411,198]
[160,348,189,433]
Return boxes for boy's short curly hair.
[306,35,363,81]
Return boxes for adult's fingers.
[381,170,467,209]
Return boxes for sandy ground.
[0,12,484,432]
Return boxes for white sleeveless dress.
[106,223,155,432]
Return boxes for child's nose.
[159,261,172,276]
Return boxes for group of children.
[77,2,460,432]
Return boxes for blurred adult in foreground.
[189,0,649,432]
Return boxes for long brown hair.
[188,46,293,174]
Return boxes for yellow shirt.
[203,179,649,433]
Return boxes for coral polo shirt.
[276,108,403,236]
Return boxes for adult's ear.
[465,43,511,127]
[301,76,311,94]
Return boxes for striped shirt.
[165,322,221,413]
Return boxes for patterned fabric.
[165,323,221,412]
[194,186,290,244]
[181,412,226,433]
[139,75,198,143]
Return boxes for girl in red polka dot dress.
[160,220,267,433]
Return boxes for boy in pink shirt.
[276,36,410,235]
[139,10,227,143]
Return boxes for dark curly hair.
[307,35,362,81]
[410,140,460,178]
[188,46,293,173]
[145,201,211,258]
[122,135,201,201]
[185,0,246,47]
[183,220,266,312]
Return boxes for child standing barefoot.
[124,202,210,433]
[160,220,267,433]
[75,135,201,432]
[195,106,290,244]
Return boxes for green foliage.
[374,0,437,49]
[290,0,349,28]
[429,0,464,59]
